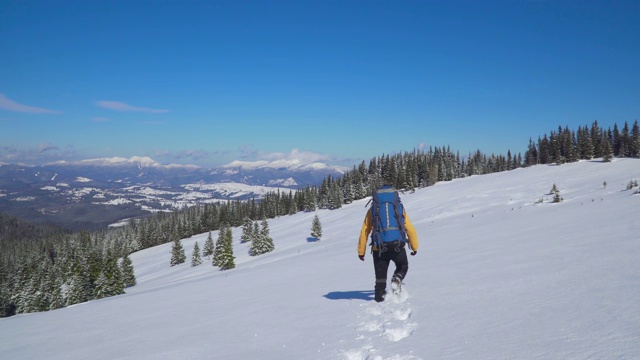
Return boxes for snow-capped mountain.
[0,156,346,230]
[46,156,201,170]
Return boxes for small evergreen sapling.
[550,183,563,203]
[310,214,322,240]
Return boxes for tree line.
[1,120,638,317]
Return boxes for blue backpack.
[369,185,407,252]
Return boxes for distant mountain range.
[0,156,346,230]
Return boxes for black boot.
[374,279,387,302]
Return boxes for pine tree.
[94,271,108,299]
[551,184,563,203]
[47,274,64,310]
[64,274,85,306]
[310,214,322,240]
[240,217,254,243]
[250,219,275,256]
[170,238,186,266]
[602,135,614,162]
[120,253,136,288]
[203,231,214,258]
[218,227,235,270]
[104,251,125,297]
[65,254,92,305]
[553,192,563,203]
[212,228,225,267]
[191,241,202,267]
[631,120,640,158]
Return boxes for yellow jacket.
[358,209,418,257]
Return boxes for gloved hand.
[358,255,365,261]
[410,251,417,256]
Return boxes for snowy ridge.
[181,182,295,198]
[1,159,639,359]
[46,156,201,170]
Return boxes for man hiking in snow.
[358,185,419,302]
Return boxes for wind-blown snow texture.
[1,159,639,359]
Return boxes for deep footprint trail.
[342,288,421,360]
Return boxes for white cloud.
[258,148,334,163]
[0,143,80,165]
[96,101,169,113]
[38,143,59,153]
[0,93,61,114]
[224,148,349,171]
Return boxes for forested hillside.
[1,120,638,318]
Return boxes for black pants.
[372,242,409,300]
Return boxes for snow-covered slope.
[1,159,639,359]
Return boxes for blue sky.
[1,0,638,168]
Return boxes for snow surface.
[1,159,639,360]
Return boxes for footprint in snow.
[342,287,419,359]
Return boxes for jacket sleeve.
[358,211,372,256]
[403,212,419,252]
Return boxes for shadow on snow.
[323,290,375,301]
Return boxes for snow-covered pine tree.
[240,217,254,243]
[191,241,202,267]
[47,273,64,310]
[170,238,186,266]
[64,274,85,306]
[64,254,92,306]
[120,253,136,287]
[250,219,275,256]
[94,271,108,299]
[203,231,214,259]
[310,214,322,240]
[212,228,225,267]
[218,227,235,270]
[104,251,125,297]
